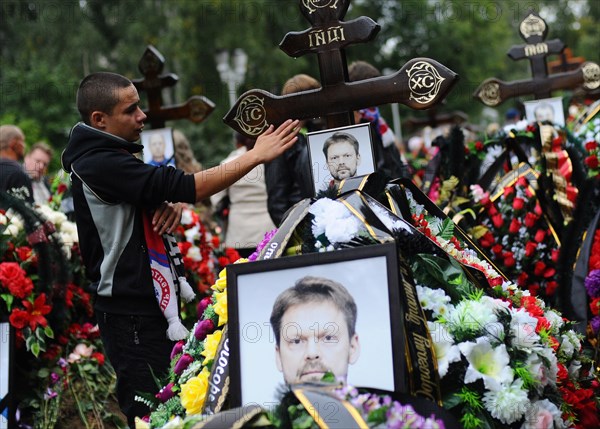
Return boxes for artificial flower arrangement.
[469,178,561,305]
[138,191,599,429]
[0,194,124,428]
[405,191,599,428]
[584,225,600,346]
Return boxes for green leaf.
[1,293,14,311]
[438,218,456,241]
[44,325,54,339]
[31,342,40,357]
[413,254,475,302]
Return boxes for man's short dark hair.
[270,276,357,346]
[76,72,133,125]
[322,132,360,158]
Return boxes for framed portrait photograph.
[306,123,376,195]
[140,127,176,167]
[524,96,565,127]
[226,243,404,408]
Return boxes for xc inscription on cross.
[224,0,458,138]
[132,45,215,129]
[474,11,600,106]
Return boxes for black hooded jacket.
[62,123,196,316]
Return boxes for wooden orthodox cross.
[548,48,585,74]
[474,11,600,106]
[224,0,459,138]
[132,45,215,129]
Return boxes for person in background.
[23,141,53,204]
[0,124,33,202]
[265,74,323,226]
[61,71,299,427]
[348,61,408,180]
[211,133,276,257]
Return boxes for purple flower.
[197,296,213,319]
[170,340,185,360]
[57,358,67,368]
[248,229,278,261]
[44,388,58,400]
[585,269,600,298]
[49,372,60,385]
[591,315,600,334]
[174,353,194,375]
[194,319,215,341]
[155,382,175,402]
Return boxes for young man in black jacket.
[62,72,299,427]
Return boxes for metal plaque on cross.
[474,11,600,106]
[224,0,459,138]
[132,45,215,129]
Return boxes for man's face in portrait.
[275,300,360,384]
[326,140,360,181]
[149,133,166,161]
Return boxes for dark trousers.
[96,312,174,428]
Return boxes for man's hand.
[251,119,300,163]
[153,202,184,235]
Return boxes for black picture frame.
[227,243,404,408]
[140,127,176,167]
[306,122,376,195]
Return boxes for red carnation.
[504,252,516,268]
[545,280,558,295]
[517,272,529,287]
[479,232,495,248]
[585,140,598,151]
[178,241,192,256]
[534,229,546,242]
[91,352,105,366]
[474,141,484,151]
[57,183,68,194]
[512,197,525,210]
[521,296,544,316]
[534,261,546,276]
[0,262,34,299]
[524,212,538,228]
[492,244,503,255]
[8,308,29,329]
[590,297,600,316]
[525,241,538,257]
[491,213,504,228]
[508,218,521,234]
[503,186,514,197]
[15,246,33,262]
[585,154,599,169]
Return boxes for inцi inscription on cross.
[474,11,600,106]
[224,0,458,138]
[132,45,215,129]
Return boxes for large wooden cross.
[474,11,600,106]
[132,45,215,129]
[224,0,458,137]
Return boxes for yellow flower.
[134,417,151,429]
[213,290,228,327]
[201,329,223,361]
[211,258,248,292]
[179,367,210,415]
[212,269,227,292]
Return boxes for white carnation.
[483,378,529,425]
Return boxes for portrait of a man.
[270,276,360,385]
[524,97,565,127]
[227,244,401,408]
[323,132,361,182]
[141,128,176,167]
[307,123,375,194]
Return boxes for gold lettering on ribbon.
[413,333,437,400]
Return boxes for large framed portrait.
[140,128,176,167]
[307,123,376,195]
[226,243,404,408]
[524,96,565,127]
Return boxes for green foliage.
[2,0,598,170]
